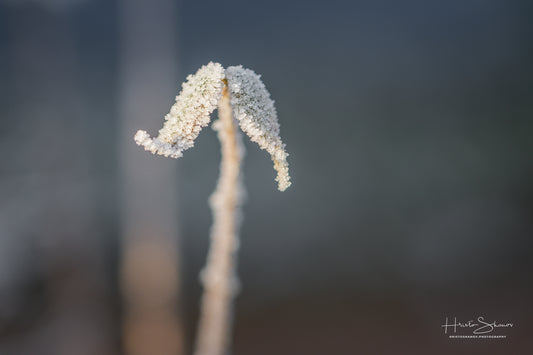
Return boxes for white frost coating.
[225,66,291,191]
[134,62,291,191]
[133,62,292,355]
[134,62,225,158]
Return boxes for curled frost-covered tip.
[225,66,291,191]
[134,130,183,158]
[134,62,291,191]
[134,61,225,158]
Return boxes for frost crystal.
[225,66,291,191]
[134,62,225,158]
[134,62,291,191]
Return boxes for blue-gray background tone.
[1,0,532,354]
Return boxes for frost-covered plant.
[134,62,291,355]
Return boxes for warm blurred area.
[1,0,532,354]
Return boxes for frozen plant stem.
[134,62,291,355]
[195,84,243,355]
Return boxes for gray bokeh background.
[1,0,532,354]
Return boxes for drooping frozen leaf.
[135,62,225,158]
[225,66,291,191]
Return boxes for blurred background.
[1,0,532,354]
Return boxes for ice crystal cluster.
[134,62,225,159]
[134,62,291,191]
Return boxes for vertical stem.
[194,85,243,355]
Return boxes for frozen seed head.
[225,66,291,191]
[134,62,291,191]
[134,62,225,158]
